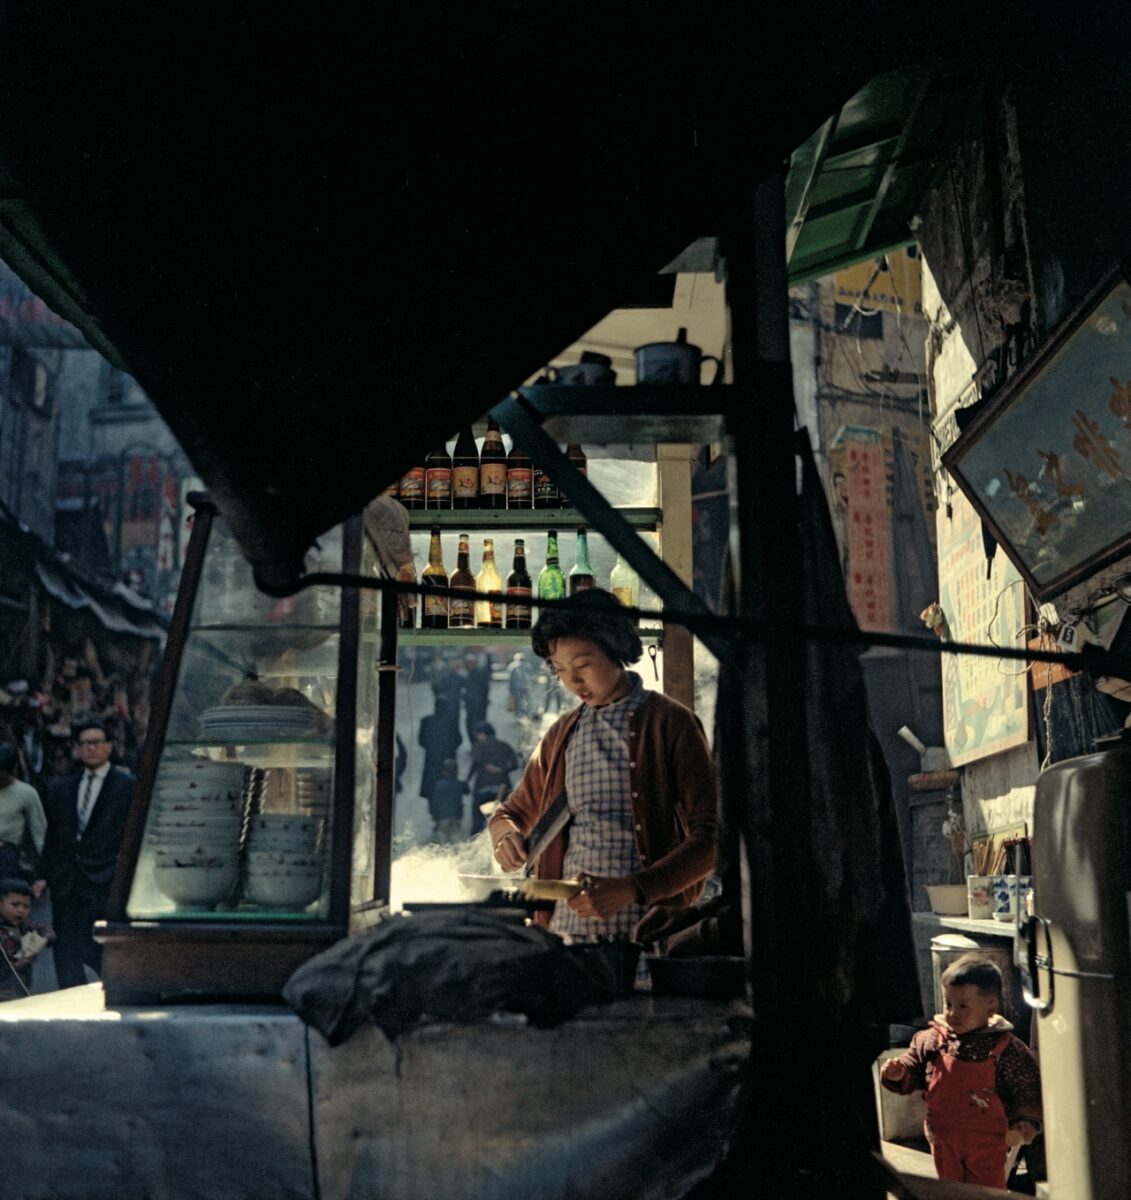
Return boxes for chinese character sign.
[936,488,1030,767]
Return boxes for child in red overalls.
[880,954,1042,1189]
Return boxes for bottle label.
[505,586,532,623]
[426,468,452,503]
[481,463,506,496]
[399,467,425,501]
[506,468,533,503]
[449,594,474,624]
[612,587,635,607]
[424,592,448,619]
[452,466,478,500]
[534,471,559,503]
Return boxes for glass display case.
[98,494,379,1003]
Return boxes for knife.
[522,791,570,877]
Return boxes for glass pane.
[126,514,344,920]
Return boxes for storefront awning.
[34,561,167,644]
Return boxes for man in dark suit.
[41,720,135,988]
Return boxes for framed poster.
[936,487,1030,767]
[942,265,1131,599]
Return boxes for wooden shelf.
[396,625,664,646]
[512,384,739,447]
[911,911,1017,939]
[406,507,661,531]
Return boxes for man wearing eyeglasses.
[40,720,135,989]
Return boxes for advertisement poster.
[936,487,1030,766]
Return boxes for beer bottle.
[451,427,480,509]
[479,416,507,509]
[506,438,533,508]
[536,530,566,602]
[610,551,639,625]
[448,532,476,628]
[560,443,587,507]
[505,538,533,629]
[568,526,595,594]
[475,536,503,627]
[424,444,452,508]
[398,461,426,509]
[421,526,449,628]
[533,459,561,508]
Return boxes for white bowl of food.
[243,871,322,910]
[153,862,239,908]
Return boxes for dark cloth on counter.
[282,910,620,1045]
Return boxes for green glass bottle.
[568,526,595,594]
[536,530,566,602]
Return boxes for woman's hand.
[492,829,527,872]
[568,875,638,921]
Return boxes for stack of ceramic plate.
[295,769,331,821]
[148,760,247,909]
[198,704,318,743]
[243,814,325,911]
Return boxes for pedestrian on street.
[467,722,517,837]
[462,651,491,743]
[40,720,134,988]
[0,741,46,889]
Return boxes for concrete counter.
[1,985,750,1200]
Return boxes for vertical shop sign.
[832,433,893,632]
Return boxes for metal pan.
[458,875,582,902]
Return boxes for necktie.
[77,772,96,836]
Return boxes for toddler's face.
[0,892,31,926]
[943,983,997,1035]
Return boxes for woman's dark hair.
[531,588,642,666]
[471,721,495,738]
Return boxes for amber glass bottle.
[424,444,452,508]
[421,526,449,628]
[505,538,533,629]
[451,427,479,509]
[398,462,426,509]
[479,417,507,509]
[560,444,587,507]
[533,464,560,508]
[448,532,476,628]
[506,438,533,509]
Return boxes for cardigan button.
[634,823,642,831]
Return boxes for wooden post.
[656,443,695,708]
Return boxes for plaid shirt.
[550,673,647,943]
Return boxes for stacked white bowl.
[243,813,325,911]
[148,760,246,909]
[295,768,331,821]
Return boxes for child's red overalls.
[923,1031,1012,1189]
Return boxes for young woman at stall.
[488,589,718,943]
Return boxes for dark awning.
[0,5,1118,581]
